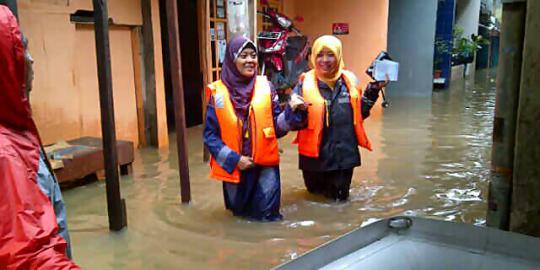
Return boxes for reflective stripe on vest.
[207,76,279,183]
[295,70,372,158]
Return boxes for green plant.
[471,34,490,50]
[434,38,450,70]
[453,25,464,40]
[452,25,490,64]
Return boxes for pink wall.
[284,0,389,86]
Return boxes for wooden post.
[131,27,147,147]
[509,0,540,237]
[486,0,526,230]
[165,0,191,203]
[92,0,127,231]
[141,0,160,147]
[199,0,211,163]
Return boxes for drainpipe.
[486,0,526,230]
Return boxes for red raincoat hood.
[0,5,36,133]
[0,7,80,269]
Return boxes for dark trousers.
[223,166,282,221]
[302,169,354,201]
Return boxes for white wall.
[456,0,481,37]
[387,0,438,97]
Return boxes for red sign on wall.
[332,23,349,35]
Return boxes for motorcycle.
[257,4,309,102]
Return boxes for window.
[209,0,229,81]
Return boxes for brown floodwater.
[63,70,496,269]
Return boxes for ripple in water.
[63,70,497,269]
[436,188,482,202]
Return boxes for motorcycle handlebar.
[257,11,303,36]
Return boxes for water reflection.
[63,70,496,269]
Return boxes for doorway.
[159,0,204,129]
[74,24,142,146]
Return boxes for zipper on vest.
[324,100,330,127]
[237,118,243,154]
[354,96,359,126]
[249,105,257,161]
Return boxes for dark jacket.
[292,75,380,171]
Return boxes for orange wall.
[150,0,169,147]
[74,25,139,145]
[283,0,389,86]
[17,0,169,147]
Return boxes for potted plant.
[434,38,450,79]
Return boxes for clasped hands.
[289,93,309,111]
[238,156,255,171]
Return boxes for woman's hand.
[238,156,255,171]
[372,74,390,90]
[289,93,309,111]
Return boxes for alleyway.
[63,70,497,269]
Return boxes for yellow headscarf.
[310,35,345,89]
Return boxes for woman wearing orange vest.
[293,35,388,201]
[203,36,306,221]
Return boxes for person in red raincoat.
[0,5,79,269]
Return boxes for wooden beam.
[509,0,540,236]
[199,0,211,162]
[131,27,147,147]
[205,0,213,86]
[252,0,257,43]
[486,1,526,231]
[92,0,127,231]
[141,0,159,147]
[165,0,191,203]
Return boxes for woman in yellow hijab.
[290,35,388,201]
[309,35,346,88]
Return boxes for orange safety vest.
[294,70,372,158]
[206,76,279,183]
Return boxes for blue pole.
[434,0,456,88]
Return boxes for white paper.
[227,0,250,37]
[217,7,225,18]
[374,60,399,81]
[218,40,227,63]
[216,23,226,40]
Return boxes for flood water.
[63,70,497,269]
